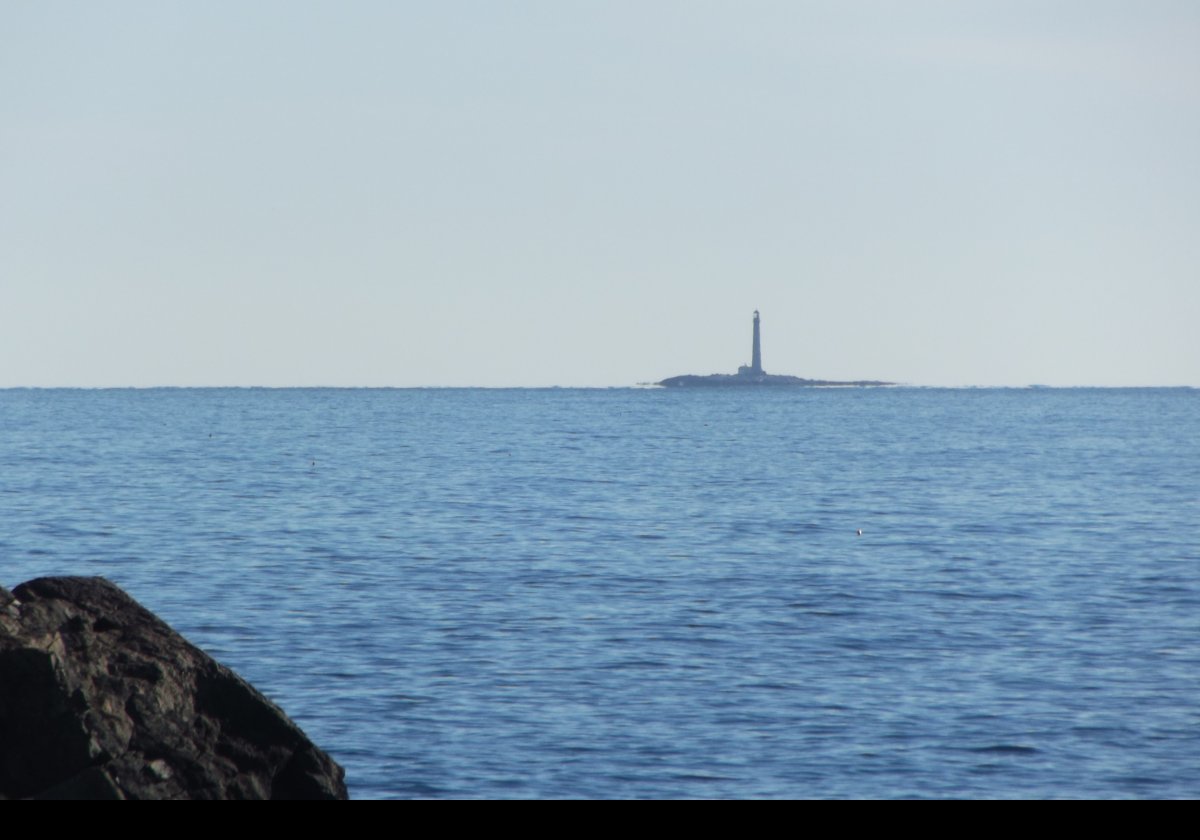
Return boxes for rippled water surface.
[2,388,1197,798]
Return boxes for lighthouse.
[738,310,764,377]
[751,310,762,374]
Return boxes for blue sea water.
[1,387,1197,798]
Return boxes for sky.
[2,1,1197,387]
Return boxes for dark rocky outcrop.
[0,577,347,799]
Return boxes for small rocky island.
[658,311,891,388]
[0,577,347,799]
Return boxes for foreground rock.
[0,577,347,799]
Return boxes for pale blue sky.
[2,1,1197,386]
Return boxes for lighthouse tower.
[738,310,764,377]
[751,310,763,374]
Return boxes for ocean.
[1,387,1197,798]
